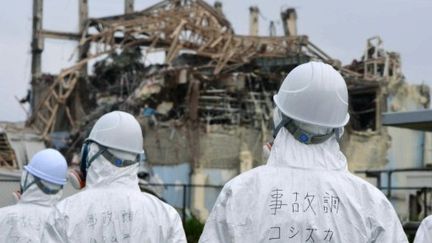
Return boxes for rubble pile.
[23,0,428,170]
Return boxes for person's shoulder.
[135,192,181,220]
[140,191,172,208]
[121,189,177,212]
[345,172,387,197]
[54,188,97,211]
[223,165,265,189]
[59,189,87,203]
[0,204,18,218]
[420,215,432,230]
[344,172,395,211]
[0,204,15,212]
[215,165,267,201]
[0,204,24,226]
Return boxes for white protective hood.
[199,128,408,243]
[42,146,186,243]
[85,145,142,190]
[0,181,61,243]
[414,215,432,243]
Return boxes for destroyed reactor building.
[2,0,429,221]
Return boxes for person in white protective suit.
[199,62,408,243]
[414,215,432,242]
[42,111,186,243]
[0,148,68,243]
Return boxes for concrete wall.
[143,125,266,169]
[343,131,389,171]
[342,81,430,221]
[152,163,236,221]
[384,83,431,220]
[386,127,429,220]
[152,163,190,209]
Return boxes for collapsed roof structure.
[24,0,397,171]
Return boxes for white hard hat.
[88,111,144,154]
[274,61,349,128]
[24,148,68,185]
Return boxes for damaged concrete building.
[4,0,429,221]
[341,36,431,222]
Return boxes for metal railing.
[355,168,432,218]
[147,183,224,222]
[356,168,432,197]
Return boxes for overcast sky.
[1,0,431,122]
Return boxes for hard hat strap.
[20,172,32,194]
[87,145,106,167]
[79,140,106,179]
[100,147,139,167]
[82,140,141,171]
[20,172,62,195]
[335,128,342,143]
[272,114,291,139]
[273,114,336,144]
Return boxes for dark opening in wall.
[349,90,377,131]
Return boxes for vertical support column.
[125,0,134,14]
[78,0,89,74]
[364,41,369,77]
[31,0,44,111]
[387,171,393,198]
[424,133,432,166]
[31,0,43,80]
[239,142,253,173]
[375,89,381,131]
[424,188,429,219]
[187,79,200,170]
[281,8,297,36]
[249,6,259,36]
[79,0,88,33]
[191,170,209,222]
[182,184,187,223]
[74,0,90,124]
[269,21,276,36]
[214,1,223,16]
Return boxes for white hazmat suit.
[199,128,408,243]
[42,144,186,243]
[414,215,432,243]
[0,174,62,243]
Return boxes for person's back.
[199,129,407,242]
[414,215,432,242]
[199,62,407,243]
[0,183,61,242]
[42,111,186,242]
[43,157,184,242]
[0,149,68,243]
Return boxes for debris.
[157,102,174,115]
[22,0,429,175]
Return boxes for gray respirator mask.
[69,140,146,190]
[272,108,342,145]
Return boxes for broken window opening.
[349,90,377,131]
[0,132,18,169]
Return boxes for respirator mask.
[69,140,145,190]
